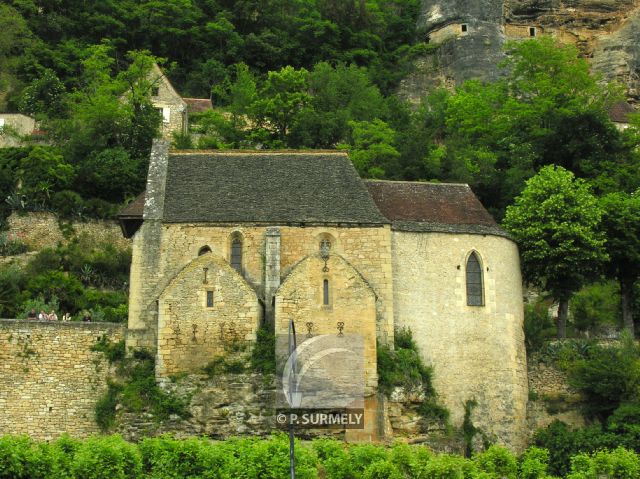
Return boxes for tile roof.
[608,102,636,123]
[183,98,213,113]
[161,151,388,225]
[365,180,508,237]
[119,192,146,217]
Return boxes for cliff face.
[400,0,640,102]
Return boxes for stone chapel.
[118,140,528,449]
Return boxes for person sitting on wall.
[27,309,37,320]
[48,310,58,321]
[38,310,47,321]
[82,312,91,322]
[62,313,71,322]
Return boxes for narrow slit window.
[231,238,242,273]
[461,24,468,33]
[206,290,214,308]
[529,27,536,37]
[466,252,484,306]
[323,279,330,306]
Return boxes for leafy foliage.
[377,328,449,427]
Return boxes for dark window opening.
[152,86,159,96]
[466,252,484,306]
[323,279,330,306]
[529,27,536,37]
[461,24,468,33]
[231,238,242,273]
[206,290,214,308]
[198,246,211,256]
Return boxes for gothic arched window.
[230,237,242,273]
[198,246,211,256]
[466,252,484,306]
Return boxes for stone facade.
[0,113,36,147]
[0,320,125,440]
[391,231,528,451]
[156,252,261,376]
[149,64,188,140]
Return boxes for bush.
[0,265,27,318]
[569,335,640,419]
[524,300,555,353]
[139,436,230,478]
[0,233,28,256]
[50,190,84,218]
[567,447,640,479]
[251,324,276,374]
[473,445,517,478]
[570,281,620,333]
[0,436,53,479]
[519,447,551,479]
[72,436,142,479]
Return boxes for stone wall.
[0,319,125,440]
[527,361,586,434]
[156,252,261,376]
[6,212,131,251]
[391,231,528,451]
[149,65,187,140]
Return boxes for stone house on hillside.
[148,64,188,140]
[147,65,214,141]
[119,141,528,449]
[0,113,44,147]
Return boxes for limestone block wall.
[149,67,187,140]
[128,224,394,350]
[156,253,261,376]
[0,320,125,440]
[275,254,378,392]
[391,231,528,451]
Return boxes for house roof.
[183,98,213,113]
[608,102,635,123]
[119,192,146,218]
[161,151,388,225]
[365,180,508,237]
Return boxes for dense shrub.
[94,347,190,432]
[377,328,448,427]
[570,281,620,334]
[2,434,640,479]
[0,233,29,256]
[523,300,556,353]
[72,436,142,479]
[250,324,276,374]
[568,335,640,419]
[567,447,640,479]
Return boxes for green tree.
[599,191,640,333]
[342,119,401,179]
[503,165,608,338]
[48,44,159,196]
[251,66,310,145]
[17,146,75,207]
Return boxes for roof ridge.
[365,179,470,187]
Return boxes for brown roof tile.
[365,180,508,237]
[183,98,213,113]
[119,192,146,218]
[608,102,636,123]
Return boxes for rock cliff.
[400,0,640,102]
